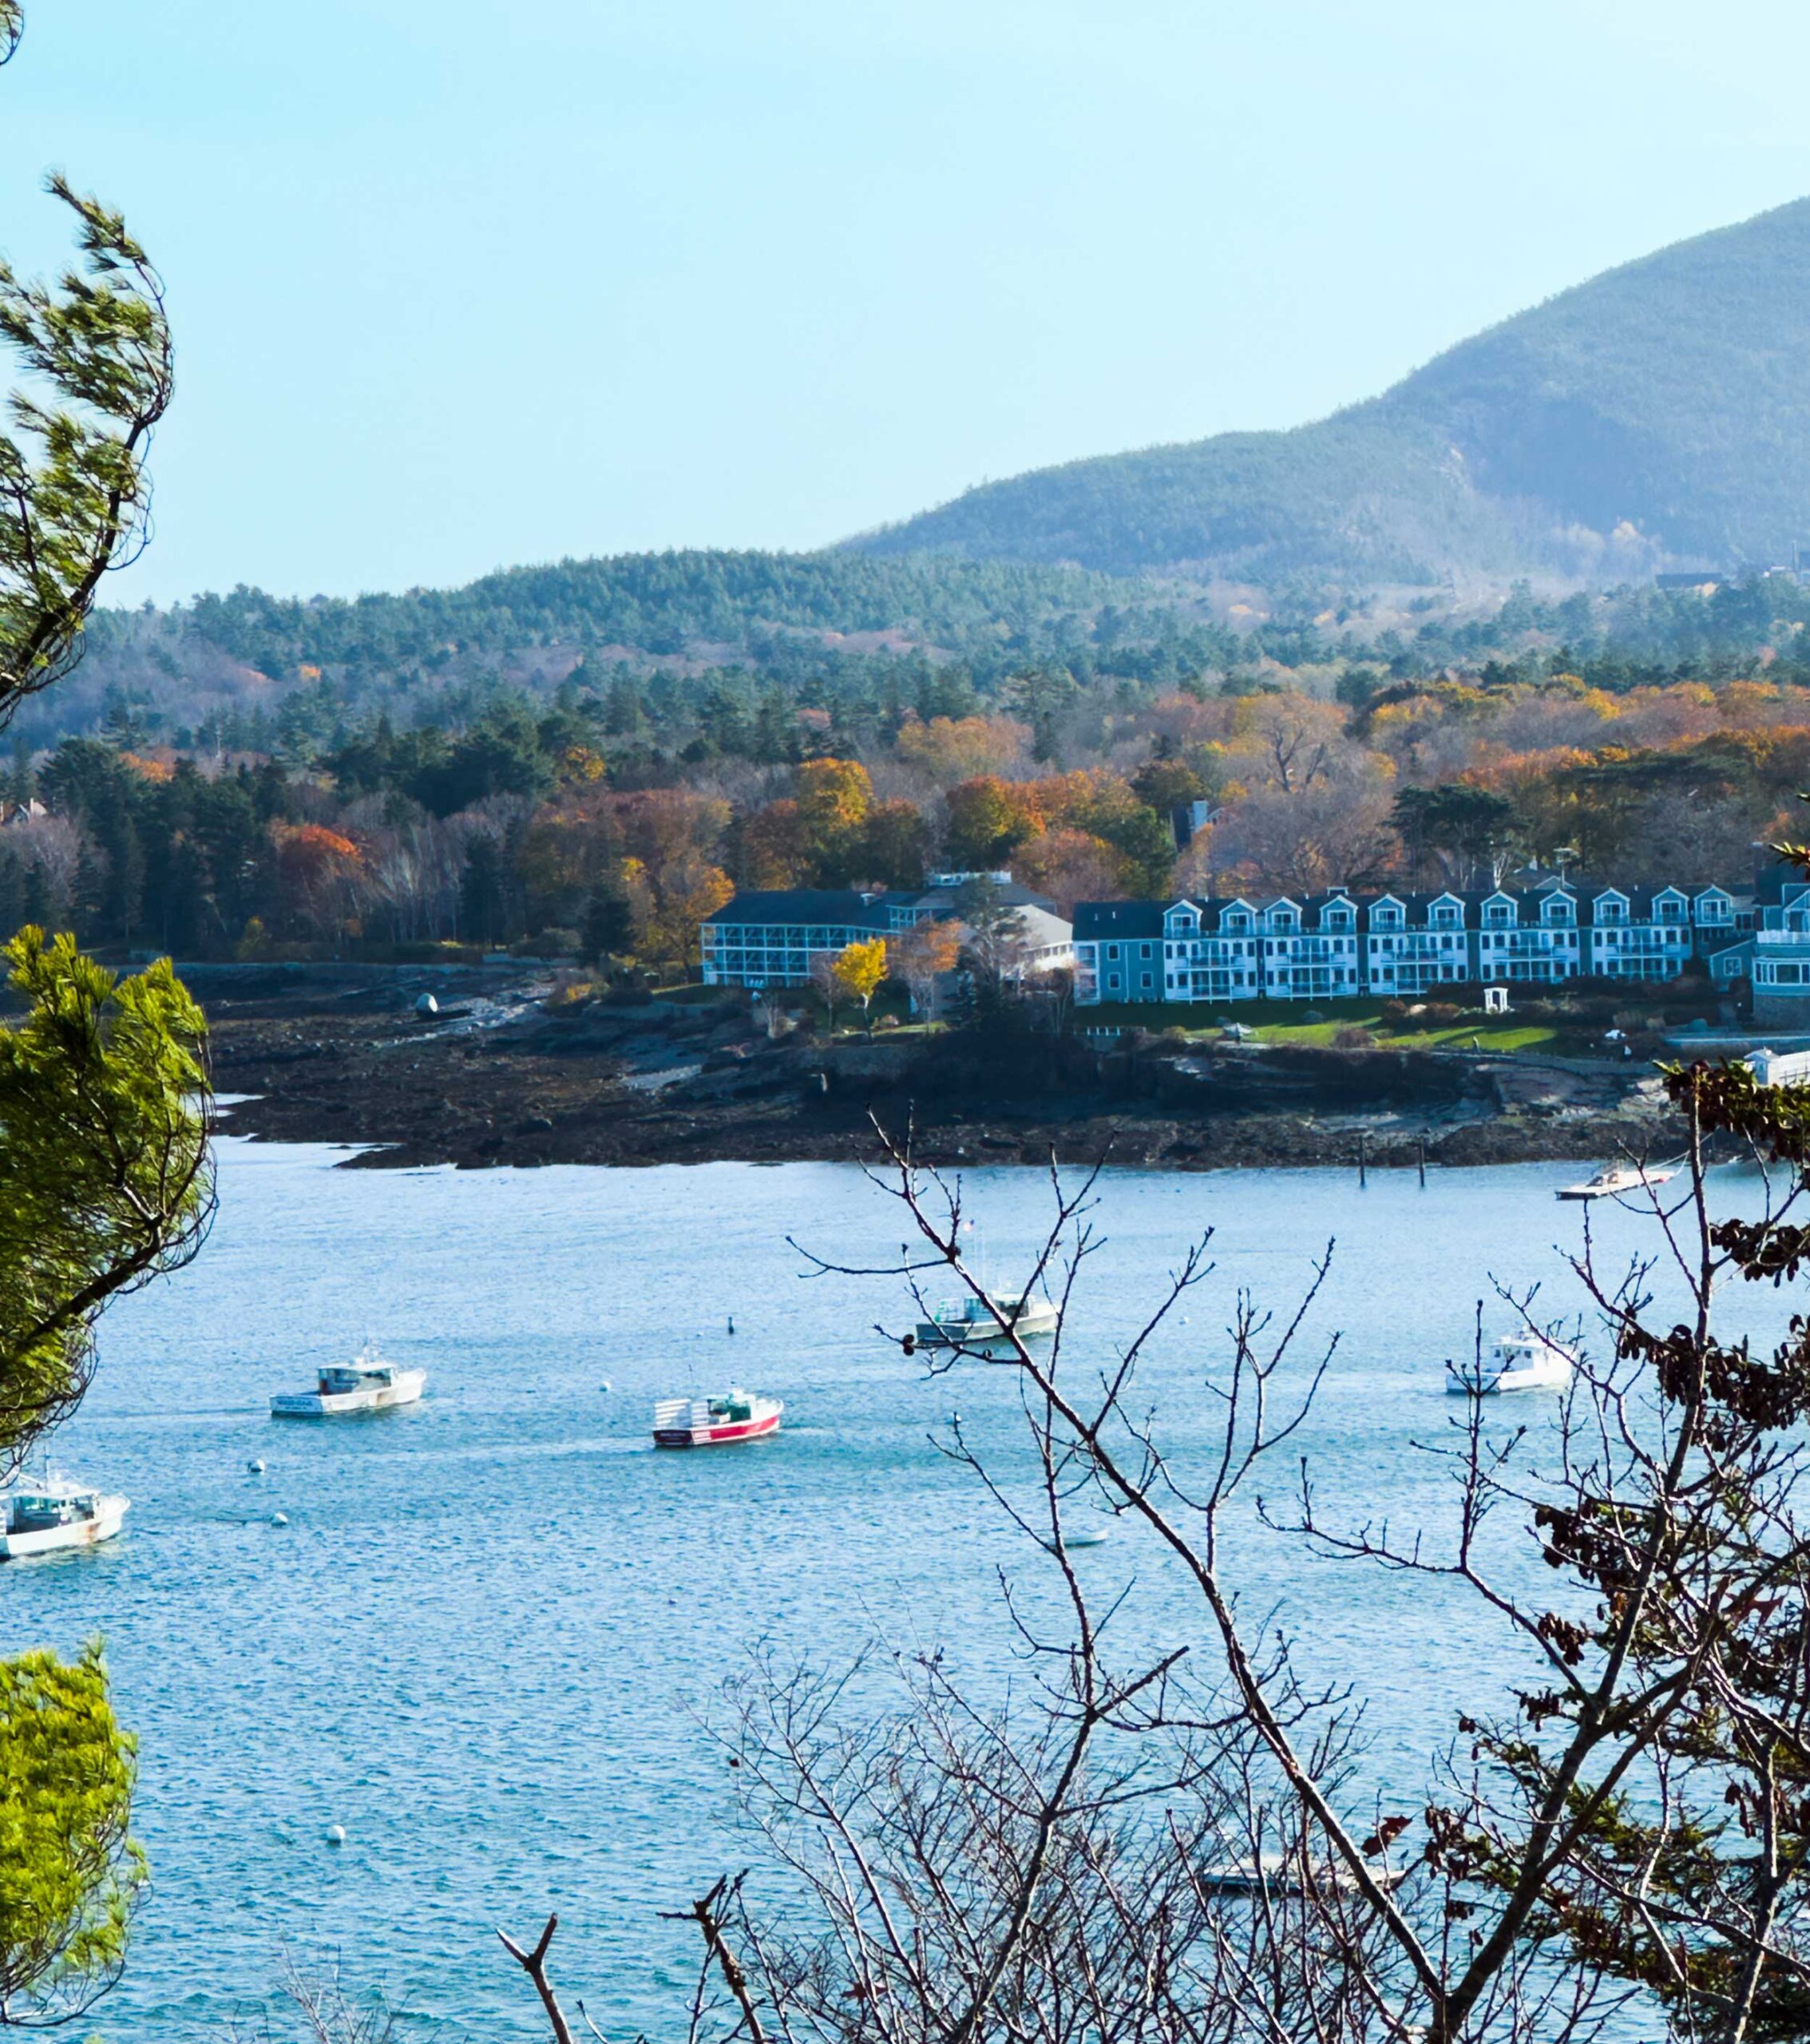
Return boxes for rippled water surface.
[1,1143,1780,2038]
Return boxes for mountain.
[851,198,1810,584]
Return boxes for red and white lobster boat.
[652,1387,783,1448]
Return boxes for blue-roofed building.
[1073,876,1750,1008]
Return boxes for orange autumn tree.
[273,822,366,949]
[638,855,732,975]
[889,917,961,1021]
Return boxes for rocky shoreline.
[195,965,1684,1175]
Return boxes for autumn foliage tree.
[273,822,366,948]
[830,936,888,1032]
[889,917,961,1020]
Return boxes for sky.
[8,0,1810,605]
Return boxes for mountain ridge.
[850,196,1810,584]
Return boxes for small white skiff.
[1557,1163,1677,1202]
[1446,1332,1576,1396]
[271,1345,426,1417]
[914,1292,1059,1348]
[1196,1852,1410,1897]
[0,1473,129,1559]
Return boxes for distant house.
[700,873,1072,990]
[0,798,46,827]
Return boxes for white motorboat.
[0,1472,129,1559]
[1557,1162,1678,1201]
[914,1291,1059,1348]
[271,1345,426,1417]
[1446,1332,1576,1396]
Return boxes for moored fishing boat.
[1446,1332,1576,1396]
[652,1387,782,1448]
[271,1344,426,1417]
[0,1472,129,1559]
[913,1292,1059,1348]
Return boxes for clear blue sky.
[6,0,1810,604]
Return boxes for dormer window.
[1483,898,1515,929]
[1655,893,1686,924]
[1596,894,1628,926]
[1430,900,1462,929]
[1372,903,1402,931]
[1542,895,1575,926]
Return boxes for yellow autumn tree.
[830,936,889,1032]
[794,758,871,882]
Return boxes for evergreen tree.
[458,833,511,945]
[580,885,632,965]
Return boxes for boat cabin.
[319,1364,399,1393]
[4,1488,100,1534]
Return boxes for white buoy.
[600,1379,612,1393]
[326,1823,346,1847]
[270,1511,288,1527]
[248,1458,265,1474]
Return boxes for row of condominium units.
[699,870,1810,1014]
[1075,875,1802,1007]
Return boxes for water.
[0,1144,1782,2038]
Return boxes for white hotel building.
[1073,877,1746,1008]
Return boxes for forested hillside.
[857,196,1810,584]
[9,549,1810,969]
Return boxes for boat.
[1557,1162,1678,1201]
[270,1345,426,1417]
[1195,1852,1409,1897]
[913,1292,1059,1348]
[0,1472,129,1559]
[652,1387,782,1448]
[1446,1332,1576,1396]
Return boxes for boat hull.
[654,1410,782,1449]
[1446,1362,1572,1396]
[915,1306,1059,1347]
[271,1371,426,1418]
[1557,1169,1677,1202]
[0,1497,128,1559]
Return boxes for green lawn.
[1079,994,1570,1056]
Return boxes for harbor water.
[0,1142,1780,2038]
